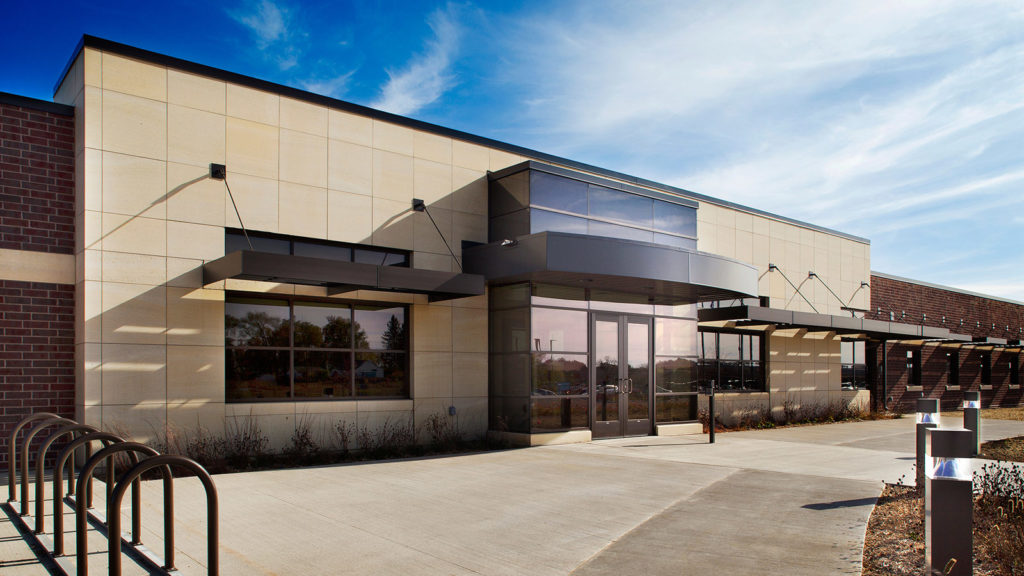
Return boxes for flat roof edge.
[66,34,868,246]
[872,271,1024,307]
[0,92,74,116]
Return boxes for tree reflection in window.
[226,296,408,401]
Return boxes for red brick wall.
[0,281,76,466]
[871,274,1024,340]
[0,98,75,254]
[0,95,76,467]
[871,274,1024,412]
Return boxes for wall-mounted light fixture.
[412,198,462,271]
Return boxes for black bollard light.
[962,391,981,456]
[708,380,716,444]
[916,398,939,491]
[925,427,974,576]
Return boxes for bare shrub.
[357,416,416,459]
[422,413,462,452]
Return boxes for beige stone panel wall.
[698,200,870,316]
[767,331,842,416]
[0,249,74,284]
[67,46,503,448]
[697,393,770,425]
[167,70,225,115]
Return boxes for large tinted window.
[653,200,697,237]
[530,171,588,214]
[225,230,409,267]
[524,172,697,247]
[530,209,589,235]
[589,185,653,228]
[697,331,764,392]
[226,296,409,401]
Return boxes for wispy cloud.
[232,0,287,46]
[372,4,461,116]
[300,70,356,99]
[229,0,303,70]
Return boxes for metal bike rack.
[7,412,61,503]
[107,454,219,576]
[52,432,124,557]
[4,413,220,576]
[34,423,99,534]
[20,416,76,515]
[75,442,169,576]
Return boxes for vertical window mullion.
[289,300,295,398]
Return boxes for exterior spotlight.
[209,163,226,180]
[500,239,518,247]
[411,198,426,212]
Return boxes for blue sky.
[4,0,1023,301]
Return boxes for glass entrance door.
[592,313,652,438]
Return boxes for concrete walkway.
[4,415,1023,575]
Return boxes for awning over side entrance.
[463,231,758,304]
[203,250,485,302]
[698,304,974,342]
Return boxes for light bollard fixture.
[925,427,974,576]
[916,398,940,490]
[962,391,981,456]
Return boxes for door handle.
[622,378,633,394]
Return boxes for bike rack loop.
[7,412,61,502]
[35,423,99,534]
[75,442,172,576]
[108,455,218,576]
[20,416,76,515]
[52,431,123,557]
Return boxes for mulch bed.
[863,434,1024,575]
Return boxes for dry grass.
[863,483,1024,576]
[862,484,925,576]
[981,436,1024,462]
[982,406,1024,421]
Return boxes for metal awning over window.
[203,250,485,302]
[697,304,975,342]
[462,231,758,305]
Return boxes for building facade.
[1,36,1022,462]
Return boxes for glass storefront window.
[655,318,697,356]
[226,296,409,401]
[355,306,407,350]
[225,298,290,347]
[697,331,765,392]
[226,349,290,400]
[531,284,587,308]
[532,397,589,430]
[531,308,588,352]
[532,353,588,396]
[841,340,867,390]
[294,302,352,348]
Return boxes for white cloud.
[231,0,288,47]
[229,0,305,70]
[372,5,460,116]
[486,0,1024,300]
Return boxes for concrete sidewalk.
[4,415,1023,575]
